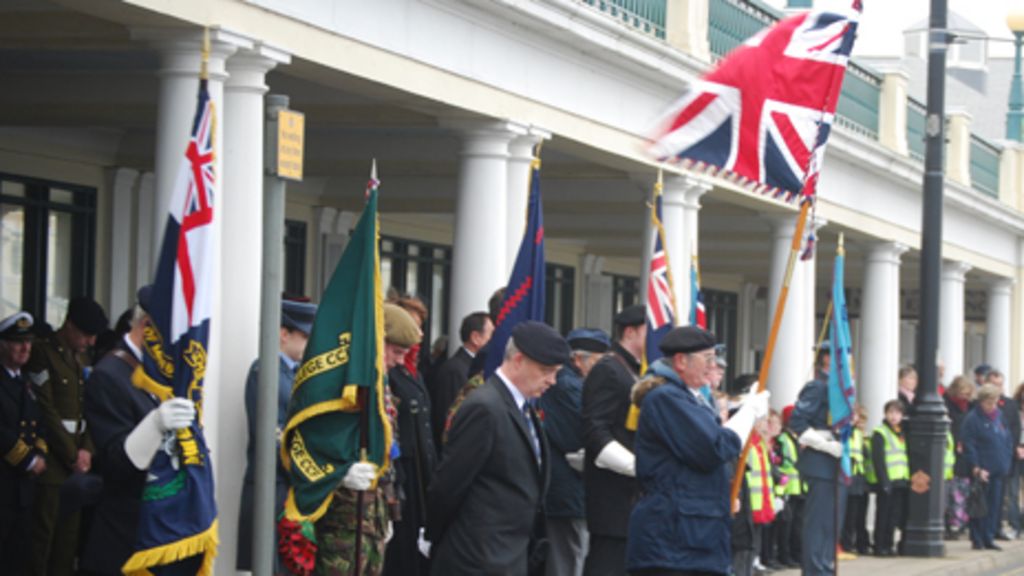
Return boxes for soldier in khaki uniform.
[25,297,107,576]
[315,304,420,576]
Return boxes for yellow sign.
[277,109,305,181]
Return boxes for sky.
[762,0,1023,58]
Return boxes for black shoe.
[985,543,1003,551]
[765,561,784,570]
[972,543,983,550]
[996,534,1011,541]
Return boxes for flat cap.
[512,321,571,366]
[658,325,717,356]
[0,312,33,341]
[566,328,610,353]
[282,299,317,335]
[614,304,645,327]
[67,297,108,336]
[383,303,421,347]
[714,343,728,368]
[974,363,992,376]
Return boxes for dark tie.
[523,404,541,466]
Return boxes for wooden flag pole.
[729,199,812,513]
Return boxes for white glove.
[341,461,377,491]
[417,527,431,558]
[565,449,585,472]
[383,521,394,544]
[124,398,196,471]
[724,404,756,441]
[774,497,785,513]
[594,441,635,477]
[798,428,843,458]
[740,390,771,419]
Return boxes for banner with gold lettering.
[278,166,391,572]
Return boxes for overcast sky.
[762,0,1023,57]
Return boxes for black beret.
[67,297,108,336]
[658,326,717,356]
[614,304,645,327]
[282,299,317,335]
[0,311,34,342]
[566,328,610,353]
[512,321,571,366]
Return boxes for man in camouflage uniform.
[315,303,420,576]
[26,297,107,576]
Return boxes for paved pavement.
[768,537,1024,576]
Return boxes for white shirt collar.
[462,346,476,359]
[495,367,526,411]
[4,367,19,379]
[279,351,299,372]
[123,333,143,362]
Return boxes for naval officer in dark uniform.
[0,312,47,574]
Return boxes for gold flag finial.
[200,27,210,81]
[838,232,845,257]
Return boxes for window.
[380,236,452,352]
[608,273,640,314]
[284,219,307,297]
[545,263,575,335]
[0,174,95,326]
[704,288,738,385]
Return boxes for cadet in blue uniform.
[626,326,769,576]
[0,312,47,575]
[539,328,610,576]
[789,347,846,576]
[237,297,317,572]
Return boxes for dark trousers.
[801,478,846,576]
[873,486,907,554]
[584,535,626,576]
[971,478,1005,547]
[759,521,776,564]
[840,493,870,553]
[31,483,79,576]
[1002,470,1021,533]
[774,496,800,564]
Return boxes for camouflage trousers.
[315,487,390,576]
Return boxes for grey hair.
[504,337,519,361]
[131,304,148,328]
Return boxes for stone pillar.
[665,0,711,64]
[737,282,759,374]
[859,242,909,430]
[765,214,812,408]
[939,261,972,382]
[215,44,289,575]
[134,172,155,290]
[802,217,826,383]
[986,278,1013,390]
[999,141,1024,210]
[878,69,910,156]
[506,126,550,276]
[662,175,710,324]
[106,167,139,315]
[945,108,973,188]
[447,120,525,354]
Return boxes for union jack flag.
[690,256,707,329]
[126,74,218,574]
[642,177,676,371]
[648,1,861,201]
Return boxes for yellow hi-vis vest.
[945,431,955,480]
[850,428,865,477]
[747,439,775,512]
[774,431,801,497]
[874,424,909,482]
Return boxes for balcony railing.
[970,135,1002,198]
[580,0,667,39]
[907,97,926,161]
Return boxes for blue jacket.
[789,375,839,482]
[538,363,585,519]
[961,405,1013,479]
[626,361,743,574]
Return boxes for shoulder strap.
[108,348,140,370]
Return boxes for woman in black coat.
[944,376,975,537]
[961,384,1014,550]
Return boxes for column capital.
[941,260,973,282]
[132,27,247,82]
[761,212,798,237]
[866,241,909,264]
[508,125,552,162]
[662,173,712,208]
[226,44,291,94]
[442,118,528,159]
[987,276,1014,294]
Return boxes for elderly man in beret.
[0,312,47,572]
[26,296,108,576]
[581,304,646,576]
[626,326,769,576]
[237,297,318,572]
[539,328,610,576]
[315,302,421,576]
[80,287,196,575]
[427,320,571,576]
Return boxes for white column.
[939,260,972,381]
[215,45,289,576]
[447,120,524,354]
[138,29,239,263]
[986,278,1013,388]
[106,167,139,315]
[134,172,155,290]
[859,242,908,431]
[662,175,710,324]
[737,282,759,374]
[801,217,826,384]
[506,127,550,275]
[765,214,811,408]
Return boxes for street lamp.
[1007,9,1024,141]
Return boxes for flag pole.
[729,200,812,512]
